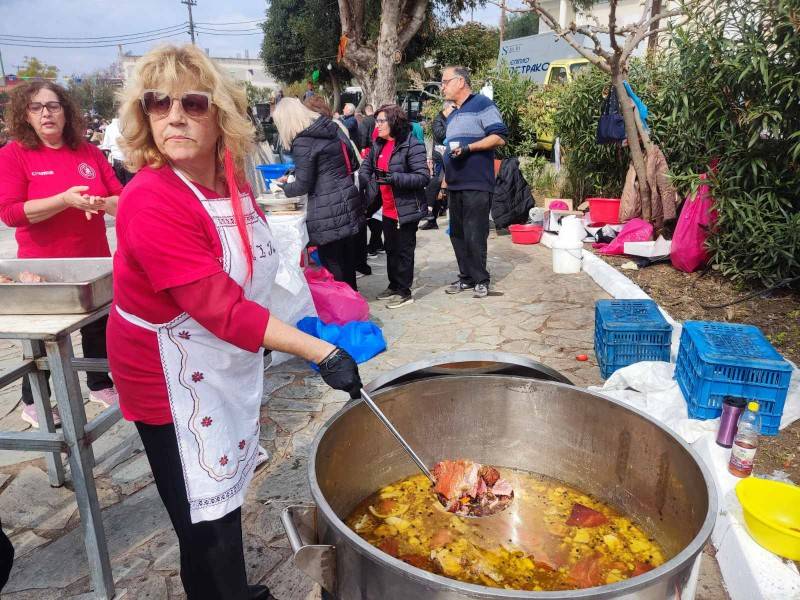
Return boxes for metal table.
[0,305,119,599]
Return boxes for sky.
[0,0,523,82]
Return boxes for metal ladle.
[359,389,435,485]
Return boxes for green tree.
[17,56,58,80]
[431,23,500,75]
[504,11,538,39]
[261,0,352,110]
[337,0,483,106]
[67,74,118,119]
[245,82,273,106]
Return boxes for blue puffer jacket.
[283,116,364,246]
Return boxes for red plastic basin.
[587,197,621,224]
[508,224,543,244]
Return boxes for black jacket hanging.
[596,87,627,144]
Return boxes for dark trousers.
[136,422,250,600]
[317,235,359,291]
[424,173,444,222]
[0,519,13,593]
[382,217,418,297]
[21,316,113,405]
[448,190,492,286]
[366,218,383,253]
[354,225,371,275]
[112,159,134,186]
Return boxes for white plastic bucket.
[552,242,583,274]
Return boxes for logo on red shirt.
[78,162,96,179]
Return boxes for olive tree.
[510,0,711,221]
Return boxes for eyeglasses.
[27,101,63,114]
[440,76,463,87]
[375,118,388,124]
[140,90,213,119]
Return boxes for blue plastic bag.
[623,81,649,131]
[297,317,387,369]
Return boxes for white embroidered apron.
[117,167,279,523]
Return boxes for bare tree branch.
[524,0,612,72]
[397,0,428,49]
[609,0,622,55]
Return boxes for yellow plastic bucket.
[736,477,800,560]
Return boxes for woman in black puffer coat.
[359,104,429,308]
[273,98,363,290]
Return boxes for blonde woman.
[107,45,361,600]
[272,97,363,290]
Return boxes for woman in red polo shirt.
[108,44,361,600]
[0,81,122,427]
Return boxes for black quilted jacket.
[283,116,364,245]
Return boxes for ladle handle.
[359,389,435,485]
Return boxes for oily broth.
[345,469,667,591]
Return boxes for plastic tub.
[552,238,583,273]
[508,224,543,245]
[587,197,621,224]
[257,163,295,185]
[736,478,800,560]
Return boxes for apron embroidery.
[116,167,278,523]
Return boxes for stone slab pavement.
[0,219,728,599]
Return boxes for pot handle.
[281,504,336,593]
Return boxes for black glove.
[375,169,393,185]
[318,348,362,399]
[449,141,471,160]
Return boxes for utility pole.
[499,0,507,45]
[181,0,197,44]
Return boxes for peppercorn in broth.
[346,469,666,591]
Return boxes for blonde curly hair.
[118,44,254,174]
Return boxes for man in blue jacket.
[441,66,508,298]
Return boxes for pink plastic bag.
[596,218,653,255]
[304,267,369,325]
[671,178,717,273]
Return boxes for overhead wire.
[0,23,188,41]
[0,31,190,49]
[0,17,265,48]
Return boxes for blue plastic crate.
[675,321,792,435]
[256,163,294,186]
[594,300,672,379]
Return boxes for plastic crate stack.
[594,300,672,379]
[674,321,792,435]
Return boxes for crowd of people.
[0,43,508,600]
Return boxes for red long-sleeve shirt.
[107,166,270,425]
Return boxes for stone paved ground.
[0,220,728,599]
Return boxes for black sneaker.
[377,287,398,300]
[367,251,378,258]
[419,220,439,230]
[473,283,489,298]
[445,281,472,294]
[386,294,414,309]
[248,585,274,600]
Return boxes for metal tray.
[0,258,113,314]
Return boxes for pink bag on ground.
[671,177,717,273]
[596,218,653,255]
[304,267,369,325]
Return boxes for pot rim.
[308,377,718,598]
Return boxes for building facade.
[119,51,279,91]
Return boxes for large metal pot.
[282,355,717,599]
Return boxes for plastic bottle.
[728,402,761,478]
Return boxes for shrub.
[473,63,537,158]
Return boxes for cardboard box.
[544,209,584,232]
